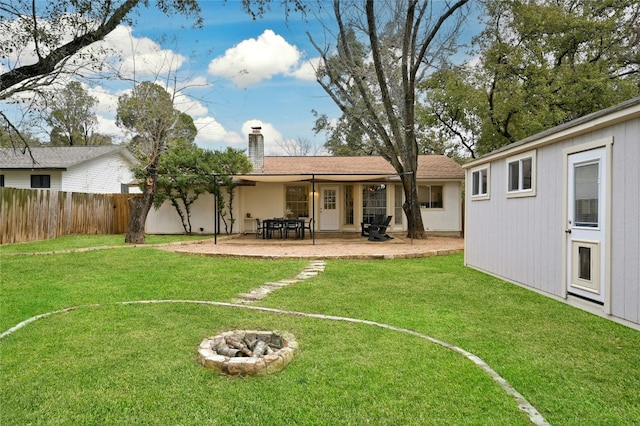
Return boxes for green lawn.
[0,234,212,254]
[1,237,639,425]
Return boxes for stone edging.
[0,300,549,426]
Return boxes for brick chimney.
[248,126,264,172]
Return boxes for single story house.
[0,146,138,194]
[463,97,640,329]
[145,128,465,236]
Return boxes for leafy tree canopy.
[420,0,640,157]
[46,81,98,146]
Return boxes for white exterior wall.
[145,192,218,235]
[1,170,63,190]
[421,181,462,234]
[1,152,134,194]
[235,181,462,234]
[465,117,640,327]
[144,179,464,236]
[62,152,135,193]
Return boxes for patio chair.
[265,219,283,239]
[368,216,393,242]
[255,218,264,239]
[361,214,385,236]
[284,219,301,239]
[302,218,314,239]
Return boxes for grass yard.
[1,236,639,425]
[0,234,212,254]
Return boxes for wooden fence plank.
[0,188,131,244]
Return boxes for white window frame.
[418,184,444,209]
[470,165,490,201]
[506,150,536,198]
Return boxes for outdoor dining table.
[262,218,306,240]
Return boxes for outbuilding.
[463,97,640,329]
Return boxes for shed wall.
[465,118,640,326]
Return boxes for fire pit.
[197,330,297,376]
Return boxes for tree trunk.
[401,174,427,239]
[125,183,154,244]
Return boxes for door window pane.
[323,189,336,210]
[574,163,599,227]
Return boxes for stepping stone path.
[234,260,326,304]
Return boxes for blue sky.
[2,1,482,155]
[94,1,343,154]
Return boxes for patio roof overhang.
[213,172,415,246]
[232,173,400,183]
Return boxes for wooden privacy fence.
[0,188,132,244]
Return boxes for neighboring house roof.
[249,155,463,181]
[0,146,138,170]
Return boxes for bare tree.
[309,0,470,238]
[0,0,201,147]
[273,136,326,156]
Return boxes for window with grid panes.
[285,186,309,217]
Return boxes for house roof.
[0,146,138,170]
[239,155,464,182]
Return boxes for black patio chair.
[361,214,385,236]
[302,218,314,239]
[265,219,283,239]
[368,215,394,242]
[284,219,301,239]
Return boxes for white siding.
[1,170,63,190]
[62,152,135,193]
[421,181,462,233]
[465,117,640,327]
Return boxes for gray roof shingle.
[0,146,136,170]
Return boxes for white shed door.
[566,148,607,303]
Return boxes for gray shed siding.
[610,118,640,324]
[465,110,640,327]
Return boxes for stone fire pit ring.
[198,330,297,376]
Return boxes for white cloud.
[99,25,187,79]
[208,30,301,87]
[172,91,209,118]
[96,115,125,141]
[288,56,320,81]
[241,120,285,154]
[194,117,244,148]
